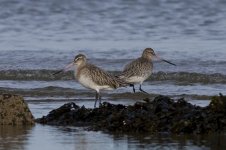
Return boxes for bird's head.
[74,54,87,66]
[52,53,87,75]
[142,48,176,66]
[142,48,156,60]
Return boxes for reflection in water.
[0,124,226,150]
[111,133,226,150]
[0,125,33,150]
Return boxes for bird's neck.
[76,61,86,71]
[141,55,152,61]
[75,62,86,79]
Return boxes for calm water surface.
[1,0,226,149]
[1,125,223,150]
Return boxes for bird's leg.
[99,94,102,106]
[94,91,102,107]
[130,84,136,93]
[97,91,102,106]
[139,84,149,94]
[94,91,99,108]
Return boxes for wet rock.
[36,94,226,134]
[0,94,34,125]
[209,93,226,112]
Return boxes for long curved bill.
[53,62,74,75]
[155,55,176,66]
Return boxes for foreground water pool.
[1,124,226,150]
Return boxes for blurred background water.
[1,0,226,149]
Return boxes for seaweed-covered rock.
[36,94,226,134]
[209,93,226,112]
[0,94,34,125]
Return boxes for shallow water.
[1,0,226,149]
[1,124,226,150]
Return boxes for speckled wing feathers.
[119,58,153,78]
[78,64,128,89]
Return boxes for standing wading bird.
[53,54,128,107]
[117,48,176,94]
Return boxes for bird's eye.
[148,51,154,54]
[74,58,78,62]
[150,51,155,55]
[74,56,82,62]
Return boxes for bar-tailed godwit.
[54,54,128,107]
[117,48,176,94]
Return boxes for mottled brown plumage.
[118,48,154,93]
[118,48,175,93]
[66,54,128,107]
[120,57,153,79]
[76,63,127,89]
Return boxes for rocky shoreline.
[36,94,226,134]
[1,93,225,134]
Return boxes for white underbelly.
[78,75,114,92]
[125,75,150,84]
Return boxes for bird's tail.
[114,76,129,88]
